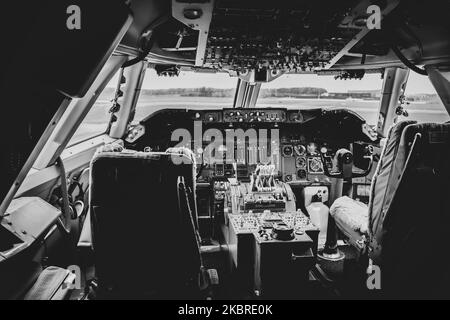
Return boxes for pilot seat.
[329,121,450,298]
[330,121,416,253]
[88,143,217,299]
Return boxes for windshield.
[259,73,383,125]
[402,73,450,123]
[132,69,449,125]
[134,69,236,121]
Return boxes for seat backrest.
[369,122,450,298]
[166,147,199,230]
[89,148,201,298]
[368,121,416,242]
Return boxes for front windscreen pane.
[402,72,450,123]
[132,69,449,126]
[259,73,383,125]
[133,69,237,122]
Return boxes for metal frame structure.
[13,57,149,202]
[426,65,450,116]
[110,60,149,138]
[325,0,401,70]
[34,55,129,170]
[376,67,410,137]
[171,0,215,66]
[233,79,262,109]
[0,99,71,217]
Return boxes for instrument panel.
[193,135,336,185]
[280,143,332,184]
[130,107,374,185]
[223,109,286,123]
[279,132,336,184]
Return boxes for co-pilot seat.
[330,122,450,298]
[330,121,416,252]
[371,122,450,298]
[89,145,207,299]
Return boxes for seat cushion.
[369,123,450,297]
[330,196,369,248]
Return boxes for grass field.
[71,96,450,144]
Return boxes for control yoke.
[319,146,374,261]
[321,148,373,179]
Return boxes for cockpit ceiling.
[120,0,450,76]
[203,0,363,73]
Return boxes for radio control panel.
[223,109,286,123]
[227,210,318,236]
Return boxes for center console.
[219,164,319,297]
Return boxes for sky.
[136,69,437,95]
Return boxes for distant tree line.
[261,87,327,98]
[406,93,440,102]
[138,87,328,98]
[100,86,439,101]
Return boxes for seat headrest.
[389,121,417,142]
[92,143,195,167]
[95,140,124,153]
[379,120,416,161]
[402,122,450,148]
[166,147,196,166]
[389,122,450,188]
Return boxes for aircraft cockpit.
[1,0,450,302]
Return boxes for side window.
[401,72,450,123]
[68,72,119,146]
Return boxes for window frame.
[32,55,127,171]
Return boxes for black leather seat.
[89,146,205,299]
[331,121,416,252]
[330,121,450,298]
[369,122,450,298]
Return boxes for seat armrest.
[24,266,74,300]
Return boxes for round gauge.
[308,157,324,173]
[297,169,307,180]
[282,145,294,157]
[307,142,318,155]
[296,157,307,168]
[320,146,328,154]
[294,144,306,156]
[290,111,303,122]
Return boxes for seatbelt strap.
[370,132,422,256]
[381,133,421,226]
[55,157,72,234]
[177,177,203,250]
